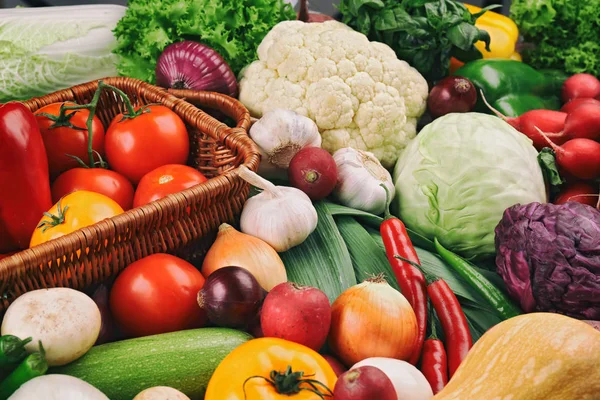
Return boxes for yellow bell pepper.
[465,3,519,60]
[450,4,521,74]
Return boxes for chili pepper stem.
[395,255,438,284]
[380,183,394,220]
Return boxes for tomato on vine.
[35,102,105,179]
[30,190,124,248]
[105,105,190,184]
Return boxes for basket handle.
[167,89,252,132]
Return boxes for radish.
[288,147,337,201]
[323,354,348,377]
[560,97,600,114]
[480,91,567,150]
[334,366,397,400]
[560,102,600,141]
[562,73,600,103]
[260,282,331,351]
[536,127,600,180]
[554,181,599,208]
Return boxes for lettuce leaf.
[112,0,297,83]
[510,0,600,75]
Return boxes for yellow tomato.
[30,190,124,247]
[205,338,337,400]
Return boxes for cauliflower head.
[239,20,429,168]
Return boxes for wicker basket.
[0,77,260,313]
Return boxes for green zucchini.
[51,328,252,400]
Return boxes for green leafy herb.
[538,147,565,198]
[510,0,600,76]
[338,0,498,82]
[112,0,296,83]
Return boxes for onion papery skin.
[329,279,419,366]
[155,41,238,98]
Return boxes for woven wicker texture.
[0,77,260,313]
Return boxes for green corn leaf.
[280,202,356,302]
[334,216,400,292]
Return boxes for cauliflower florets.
[239,20,429,168]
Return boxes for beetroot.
[334,366,397,400]
[288,147,337,201]
[260,282,331,351]
[323,354,348,377]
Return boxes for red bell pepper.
[0,102,52,253]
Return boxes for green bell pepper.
[454,59,567,117]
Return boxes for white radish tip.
[479,89,509,121]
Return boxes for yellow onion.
[202,223,287,291]
[329,275,418,366]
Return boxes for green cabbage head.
[392,112,547,259]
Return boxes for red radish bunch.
[260,282,331,351]
[333,366,397,400]
[536,127,600,180]
[288,147,337,201]
[554,181,599,208]
[561,98,600,114]
[562,74,600,103]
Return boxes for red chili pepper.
[427,279,472,377]
[380,186,427,365]
[420,309,448,394]
[0,102,53,253]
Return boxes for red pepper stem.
[394,255,438,285]
[380,183,394,220]
[54,81,139,168]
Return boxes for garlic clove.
[249,109,322,178]
[333,147,395,215]
[238,166,318,252]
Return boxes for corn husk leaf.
[324,201,436,252]
[279,201,356,302]
[334,216,400,292]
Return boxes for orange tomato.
[30,190,124,248]
[205,338,337,400]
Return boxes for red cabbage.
[495,201,600,320]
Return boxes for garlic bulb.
[249,109,321,178]
[333,147,395,215]
[238,165,318,252]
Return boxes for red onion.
[91,284,116,345]
[428,76,477,118]
[156,41,238,98]
[334,366,397,400]
[197,266,266,329]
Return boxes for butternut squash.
[433,313,600,400]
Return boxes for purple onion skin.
[197,266,266,329]
[156,41,238,98]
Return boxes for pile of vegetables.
[1,0,600,399]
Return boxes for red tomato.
[35,102,105,178]
[109,253,206,338]
[133,164,208,208]
[51,168,135,211]
[105,105,189,185]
